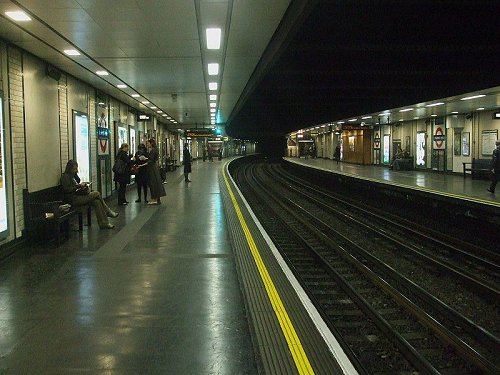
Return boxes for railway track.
[233,159,499,374]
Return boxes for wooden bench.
[23,187,91,246]
[462,158,491,179]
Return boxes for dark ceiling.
[226,0,500,140]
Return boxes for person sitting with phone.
[60,160,118,229]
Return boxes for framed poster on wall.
[0,91,8,239]
[118,125,127,150]
[73,110,90,182]
[454,132,461,156]
[129,127,136,154]
[482,130,498,156]
[462,132,470,156]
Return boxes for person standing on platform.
[114,143,132,206]
[487,140,500,193]
[61,160,117,229]
[134,143,149,202]
[146,138,166,205]
[183,144,192,182]
[334,144,341,164]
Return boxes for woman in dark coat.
[114,143,132,205]
[146,138,166,205]
[183,144,192,182]
[134,143,149,202]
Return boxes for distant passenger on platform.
[146,138,166,205]
[60,160,117,229]
[487,140,500,193]
[334,144,341,164]
[202,147,207,162]
[114,143,133,205]
[134,143,149,202]
[389,146,403,170]
[183,144,192,182]
[218,147,223,161]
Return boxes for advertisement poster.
[74,111,90,182]
[383,135,390,164]
[130,127,136,153]
[118,126,127,150]
[0,98,7,236]
[481,130,498,155]
[454,132,461,156]
[462,132,470,156]
[416,132,426,166]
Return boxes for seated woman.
[60,160,118,229]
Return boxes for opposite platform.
[285,157,500,209]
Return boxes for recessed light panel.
[96,70,109,76]
[64,49,80,56]
[209,82,218,90]
[206,28,221,49]
[208,63,219,75]
[5,11,31,21]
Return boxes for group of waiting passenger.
[60,139,192,230]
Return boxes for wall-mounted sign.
[493,111,500,120]
[433,126,446,150]
[97,127,109,138]
[185,129,216,138]
[138,113,151,121]
[73,111,90,182]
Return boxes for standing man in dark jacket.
[134,143,149,202]
[114,143,132,205]
[183,144,192,182]
[487,140,500,193]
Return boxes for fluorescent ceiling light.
[460,94,485,101]
[414,117,419,119]
[210,109,216,113]
[209,94,217,101]
[399,119,404,121]
[426,102,444,107]
[5,11,31,21]
[117,84,127,88]
[142,101,149,104]
[337,121,344,124]
[431,114,437,117]
[477,107,485,110]
[208,63,219,75]
[209,82,218,90]
[210,103,216,108]
[399,108,413,112]
[162,114,168,117]
[362,116,372,119]
[206,28,221,49]
[64,49,80,56]
[348,118,357,122]
[98,102,105,106]
[150,106,157,109]
[379,112,390,116]
[451,111,458,114]
[157,111,163,113]
[131,94,140,97]
[96,70,109,76]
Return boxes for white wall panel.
[24,53,61,192]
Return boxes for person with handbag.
[133,143,149,202]
[113,143,133,205]
[146,138,166,205]
[60,160,117,229]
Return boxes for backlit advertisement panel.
[383,135,390,164]
[74,111,90,182]
[416,132,426,166]
[0,95,7,237]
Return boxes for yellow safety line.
[223,170,315,375]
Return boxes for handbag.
[112,158,127,174]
